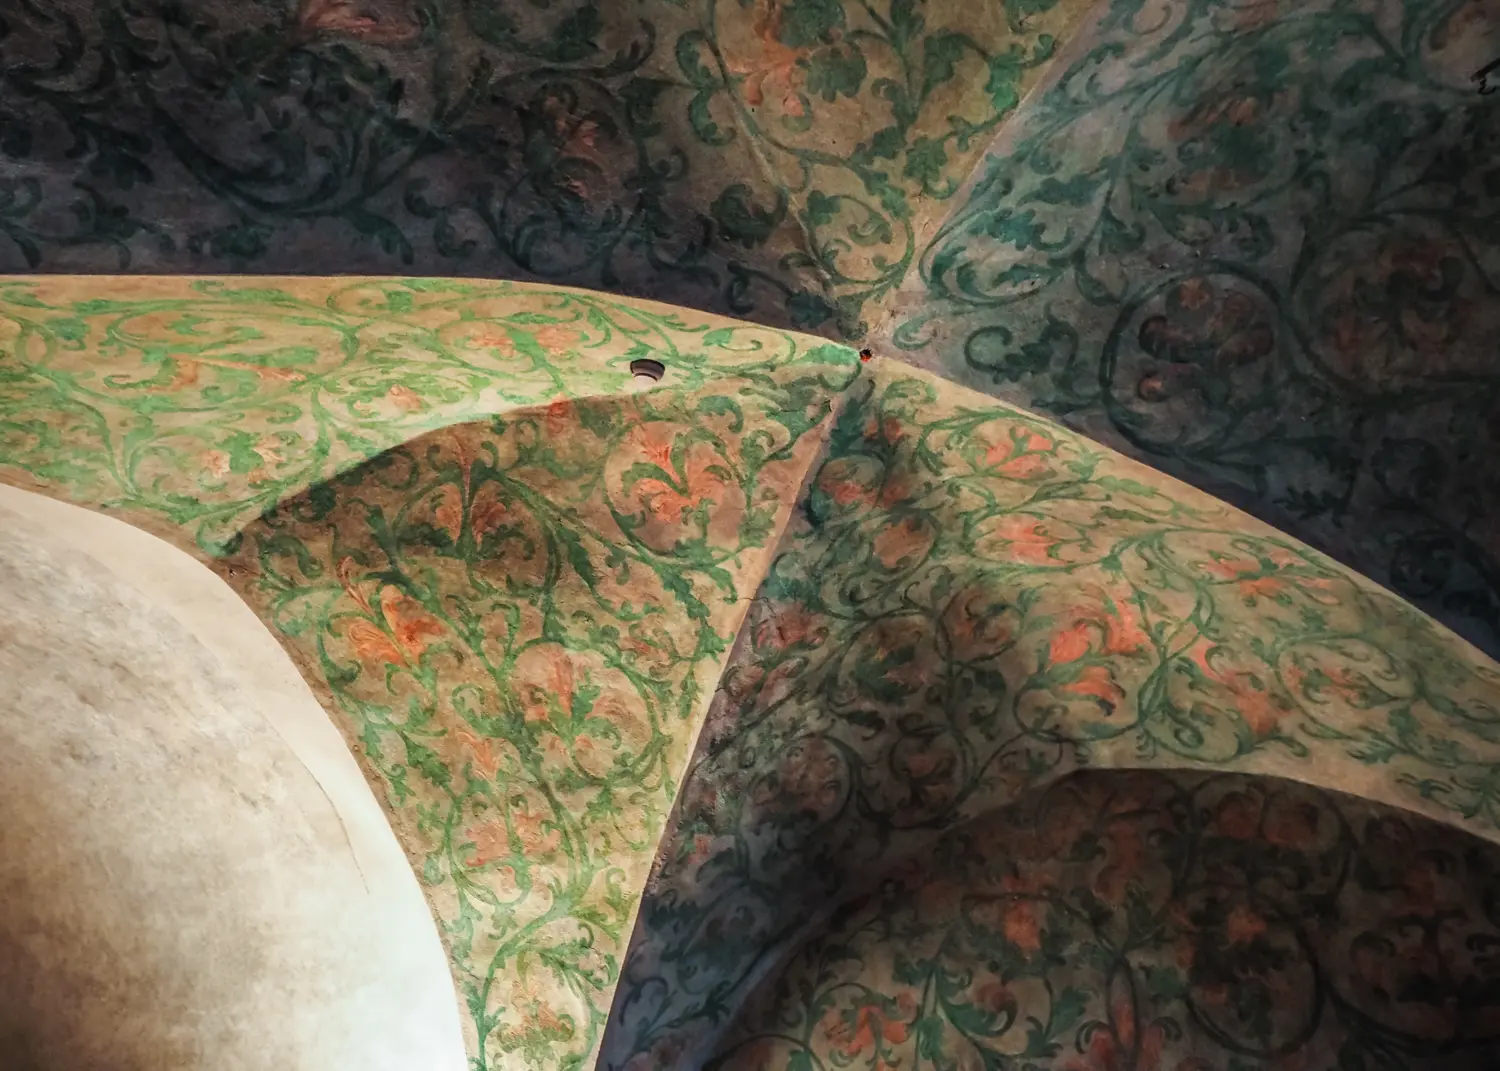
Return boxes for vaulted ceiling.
[3,2,1500,1071]
[1,0,1497,657]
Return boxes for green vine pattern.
[677,0,1074,332]
[0,276,854,551]
[713,770,1500,1071]
[603,360,1500,1070]
[0,0,1078,335]
[216,376,843,1069]
[4,275,1500,1071]
[888,0,1500,656]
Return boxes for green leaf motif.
[904,136,950,189]
[778,0,844,48]
[803,44,868,102]
[711,185,789,249]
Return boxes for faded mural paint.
[712,769,1500,1071]
[882,0,1500,656]
[2,274,1499,1068]
[0,0,1086,334]
[0,0,1495,663]
[0,274,856,1069]
[602,358,1500,1071]
[2,1,1500,1068]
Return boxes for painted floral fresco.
[712,770,1500,1071]
[2,0,1498,672]
[883,0,1500,658]
[0,275,854,549]
[2,274,1500,1071]
[0,0,1084,334]
[0,274,855,1068]
[218,387,838,1065]
[601,358,1500,1070]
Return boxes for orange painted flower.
[975,980,1015,1015]
[637,450,728,522]
[1264,801,1319,849]
[730,0,807,112]
[201,450,230,479]
[544,396,573,437]
[511,802,561,858]
[824,476,872,506]
[381,586,443,661]
[171,358,201,389]
[449,430,475,483]
[1190,643,1288,736]
[756,739,841,816]
[988,514,1060,564]
[296,0,418,43]
[256,365,306,385]
[684,832,718,867]
[471,497,508,540]
[862,413,906,445]
[1066,995,1164,1071]
[1052,587,1152,663]
[637,425,676,472]
[468,328,516,356]
[530,324,577,353]
[999,452,1051,479]
[336,556,373,614]
[342,585,443,669]
[877,475,914,509]
[464,818,511,867]
[524,649,577,723]
[754,603,822,650]
[1176,278,1215,310]
[1320,665,1372,706]
[1102,594,1149,654]
[873,516,930,569]
[1049,621,1093,664]
[253,437,284,468]
[386,383,424,412]
[985,428,1055,480]
[454,728,500,781]
[1003,901,1042,952]
[1063,665,1124,709]
[837,1001,911,1059]
[1230,673,1284,735]
[1224,904,1266,945]
[344,619,406,668]
[1204,556,1260,580]
[1212,792,1261,840]
[1237,575,1285,600]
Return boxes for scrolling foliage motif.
[681,0,1080,333]
[0,0,1080,334]
[0,272,864,1070]
[603,360,1500,1070]
[892,0,1500,656]
[213,370,846,1071]
[0,275,854,552]
[714,770,1500,1071]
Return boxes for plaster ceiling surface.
[0,0,1496,663]
[1,1,1500,1069]
[0,489,464,1070]
[0,275,1499,1071]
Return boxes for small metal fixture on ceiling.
[630,358,665,386]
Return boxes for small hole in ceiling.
[630,358,666,384]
